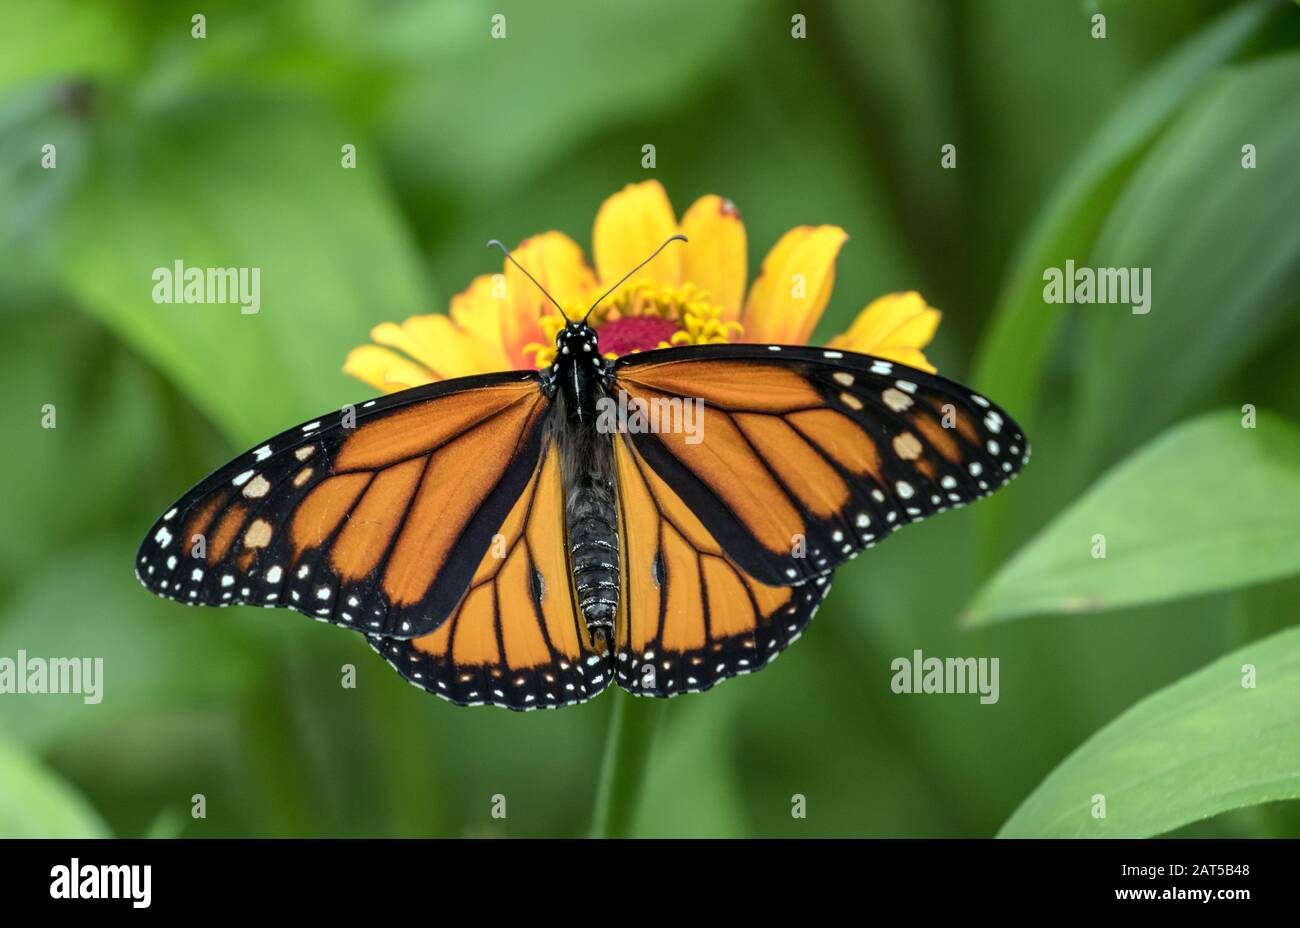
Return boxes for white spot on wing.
[882,388,913,412]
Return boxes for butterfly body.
[138,332,1029,710]
[548,322,622,649]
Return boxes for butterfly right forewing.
[614,343,1030,588]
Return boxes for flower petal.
[827,291,941,373]
[593,180,681,290]
[342,345,437,393]
[502,232,596,367]
[741,225,847,345]
[450,274,509,355]
[368,319,445,375]
[395,315,511,380]
[680,194,747,323]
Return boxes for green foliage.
[964,410,1300,626]
[1000,626,1300,837]
[1,0,1297,838]
[1078,49,1300,466]
[0,538,258,748]
[972,0,1272,432]
[53,93,432,445]
[0,734,110,838]
[0,0,134,95]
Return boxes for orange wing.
[614,344,1029,587]
[369,440,614,709]
[136,372,551,639]
[612,435,830,697]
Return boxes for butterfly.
[137,234,1029,710]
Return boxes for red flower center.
[595,316,681,355]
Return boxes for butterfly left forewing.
[136,372,550,638]
[614,344,1029,587]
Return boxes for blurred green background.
[2,0,1299,838]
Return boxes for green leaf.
[0,735,110,837]
[999,625,1300,838]
[971,0,1272,425]
[1077,49,1300,464]
[52,90,432,445]
[964,410,1300,626]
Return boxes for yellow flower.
[344,180,942,392]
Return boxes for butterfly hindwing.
[614,344,1029,587]
[612,435,830,697]
[135,371,550,639]
[370,439,614,709]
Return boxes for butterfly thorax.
[547,322,608,424]
[548,322,619,653]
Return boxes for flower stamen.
[585,282,744,360]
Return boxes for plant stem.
[589,692,665,838]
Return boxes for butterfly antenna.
[582,233,688,324]
[487,239,571,322]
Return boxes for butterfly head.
[554,322,601,367]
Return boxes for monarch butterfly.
[137,235,1028,710]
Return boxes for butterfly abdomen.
[553,391,620,651]
[569,478,619,631]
